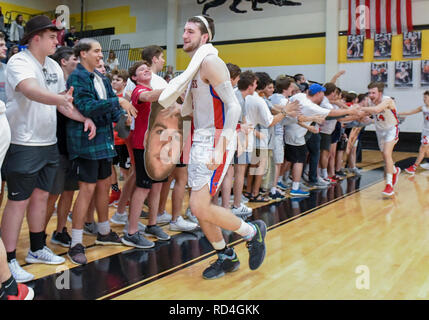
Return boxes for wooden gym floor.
[1,150,428,300]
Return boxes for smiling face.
[132,63,152,86]
[144,104,182,181]
[368,87,383,104]
[81,41,103,71]
[183,22,207,54]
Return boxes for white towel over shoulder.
[158,44,218,116]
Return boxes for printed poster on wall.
[421,60,429,87]
[374,33,392,59]
[395,61,413,88]
[371,62,388,87]
[403,31,422,58]
[347,35,364,60]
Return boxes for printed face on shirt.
[144,104,182,181]
[183,22,206,53]
[368,87,383,103]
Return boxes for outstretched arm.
[329,70,345,84]
[398,106,422,116]
[364,98,394,115]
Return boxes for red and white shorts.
[376,126,399,152]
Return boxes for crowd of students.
[3,13,429,300]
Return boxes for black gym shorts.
[72,158,112,184]
[133,149,167,189]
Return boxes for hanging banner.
[403,31,422,58]
[421,60,429,87]
[371,62,388,87]
[374,33,392,59]
[347,35,364,60]
[395,61,413,88]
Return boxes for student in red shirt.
[121,61,169,249]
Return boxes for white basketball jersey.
[190,70,225,137]
[372,96,399,131]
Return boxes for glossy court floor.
[2,151,429,300]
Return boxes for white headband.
[194,15,212,42]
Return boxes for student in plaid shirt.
[66,38,137,265]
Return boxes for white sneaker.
[185,208,199,225]
[156,211,172,224]
[25,246,65,265]
[232,203,253,216]
[8,259,34,283]
[420,163,429,170]
[110,212,128,225]
[170,216,198,231]
[317,176,330,186]
[241,194,249,203]
[123,221,146,234]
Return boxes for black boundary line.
[101,163,395,300]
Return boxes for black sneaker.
[68,243,87,265]
[335,170,347,177]
[50,227,71,248]
[268,191,283,202]
[246,220,267,271]
[202,248,240,280]
[95,230,122,246]
[140,210,149,218]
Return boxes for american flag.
[348,0,413,38]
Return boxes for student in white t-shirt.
[1,16,97,283]
[269,76,301,195]
[285,84,361,197]
[245,75,300,202]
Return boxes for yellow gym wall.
[0,2,42,19]
[176,37,327,70]
[176,30,429,70]
[70,6,136,34]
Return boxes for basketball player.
[159,16,267,280]
[364,82,400,196]
[400,91,429,174]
